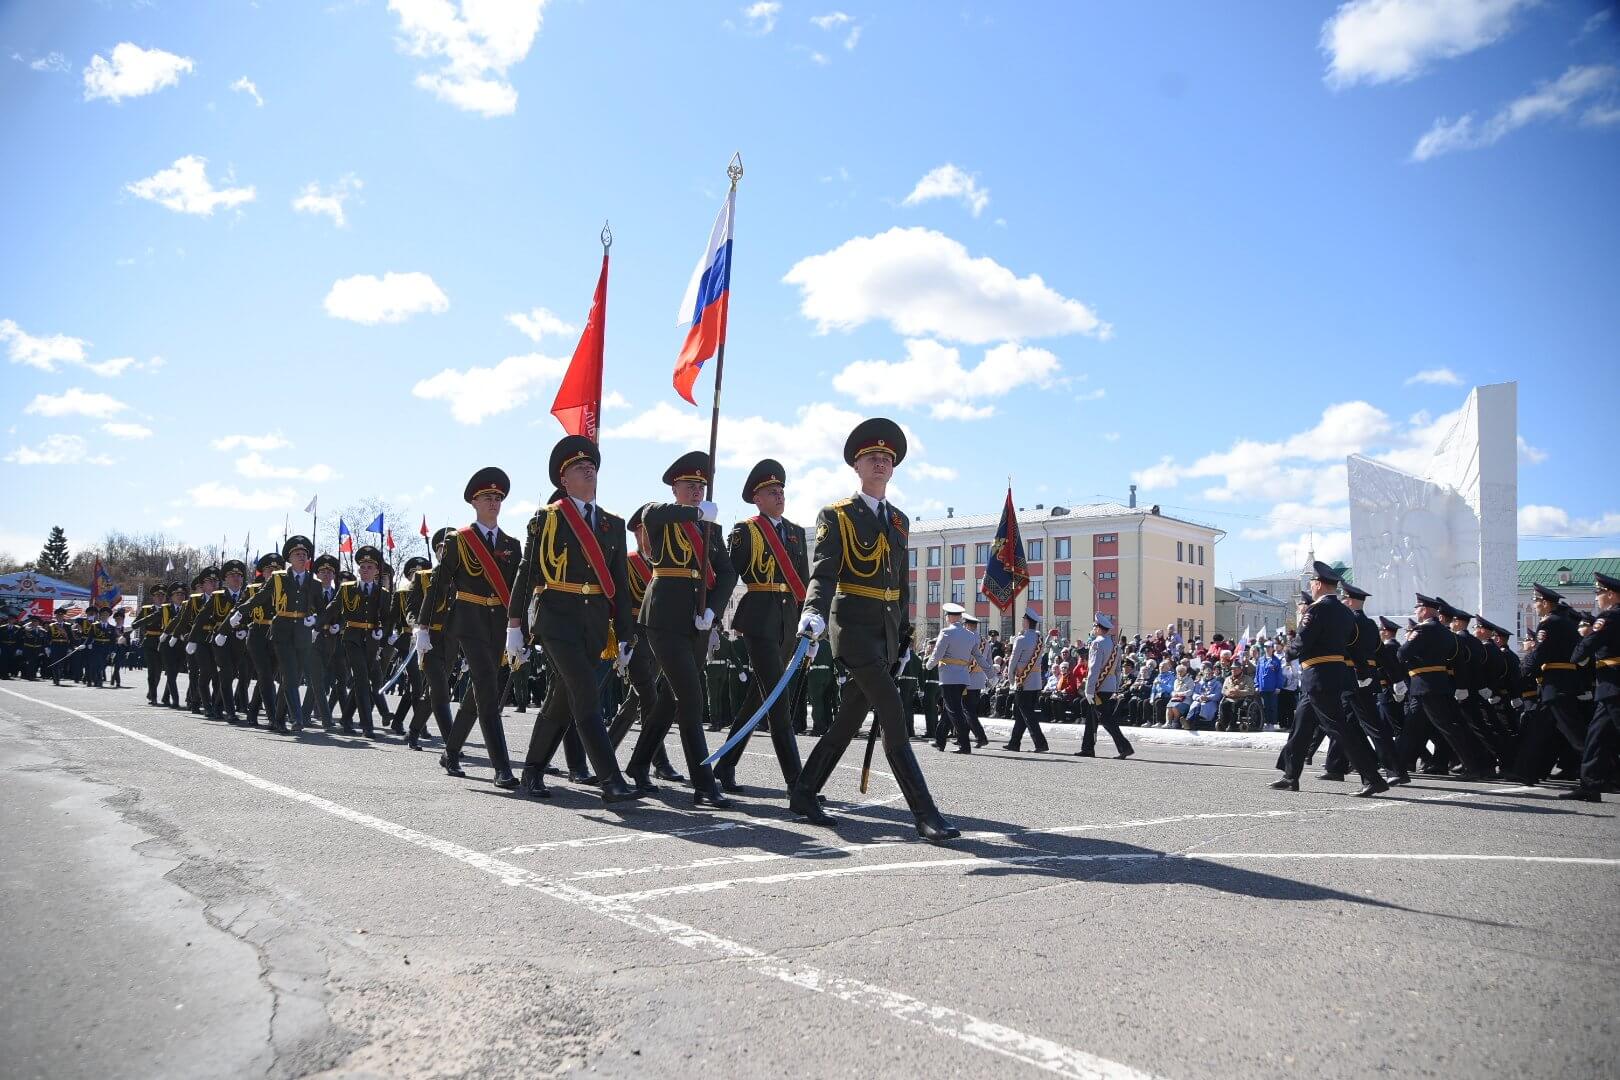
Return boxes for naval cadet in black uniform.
[1396,593,1496,778]
[1271,562,1389,797]
[1566,571,1620,801]
[713,458,811,794]
[505,436,640,804]
[1510,583,1587,785]
[625,451,739,806]
[787,418,960,842]
[1320,582,1408,784]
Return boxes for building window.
[1055,576,1071,601]
[1197,619,1205,639]
[1198,579,1205,606]
[908,547,918,569]
[1055,537,1071,559]
[927,547,941,567]
[1099,533,1116,543]
[1177,576,1184,604]
[950,582,965,605]
[1098,570,1117,581]
[950,544,965,566]
[1027,539,1043,561]
[1198,545,1205,566]
[974,542,990,564]
[1028,579,1044,601]
[926,581,940,605]
[1097,591,1117,600]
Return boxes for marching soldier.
[1320,583,1407,784]
[1511,583,1588,785]
[1374,615,1407,742]
[404,528,456,751]
[504,436,640,803]
[1003,610,1049,752]
[414,467,521,788]
[46,606,75,686]
[961,612,992,746]
[132,584,170,703]
[326,545,394,736]
[714,458,811,793]
[788,418,959,842]
[1566,571,1620,801]
[242,552,283,727]
[158,581,186,707]
[624,451,738,805]
[1080,614,1135,759]
[927,603,976,753]
[806,637,836,736]
[1397,593,1496,778]
[388,555,429,734]
[192,560,245,721]
[1271,562,1388,796]
[230,536,325,733]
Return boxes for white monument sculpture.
[1347,382,1517,629]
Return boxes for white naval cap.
[942,602,965,615]
[962,612,980,624]
[1024,607,1042,625]
[1094,613,1114,630]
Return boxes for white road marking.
[1,686,1165,1080]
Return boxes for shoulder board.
[270,569,287,578]
[833,498,856,508]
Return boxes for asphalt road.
[2,678,1616,1080]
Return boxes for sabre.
[702,632,813,767]
[48,641,92,669]
[379,641,418,694]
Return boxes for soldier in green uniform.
[46,607,76,686]
[404,528,455,751]
[324,545,394,736]
[158,581,186,707]
[241,553,283,727]
[605,505,684,782]
[22,616,47,680]
[190,560,243,721]
[230,536,325,733]
[131,584,169,702]
[787,418,959,843]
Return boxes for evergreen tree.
[37,526,70,577]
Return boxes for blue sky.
[3,0,1617,583]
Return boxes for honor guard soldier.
[404,527,457,751]
[231,537,326,732]
[1566,571,1620,801]
[790,418,959,842]
[415,467,522,788]
[242,553,283,726]
[177,569,215,710]
[325,545,394,737]
[1003,609,1050,752]
[132,583,170,703]
[961,612,992,744]
[927,603,977,753]
[713,458,811,794]
[46,606,75,686]
[1374,615,1407,741]
[1321,582,1407,784]
[605,505,685,782]
[624,450,738,805]
[1511,583,1589,785]
[1080,614,1135,759]
[1396,593,1496,778]
[158,581,187,707]
[1272,562,1389,796]
[389,555,430,735]
[193,560,245,721]
[504,436,640,803]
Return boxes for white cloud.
[230,75,263,106]
[101,421,153,440]
[1275,529,1353,570]
[1102,431,1121,443]
[14,51,70,73]
[807,50,829,65]
[1,318,88,371]
[388,0,546,117]
[1240,501,1353,542]
[1517,435,1547,465]
[844,25,863,50]
[24,387,129,419]
[743,2,781,33]
[211,432,290,452]
[1404,366,1462,386]
[1321,0,1531,88]
[1411,65,1620,161]
[83,42,194,102]
[506,306,577,341]
[911,462,959,481]
[831,339,1062,420]
[602,390,631,410]
[324,271,448,324]
[1074,387,1106,403]
[411,351,569,424]
[784,226,1110,344]
[293,174,363,227]
[5,434,114,466]
[1518,505,1620,537]
[901,163,991,217]
[233,452,337,484]
[810,12,850,29]
[160,516,183,529]
[187,481,298,511]
[126,155,256,216]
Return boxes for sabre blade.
[702,633,813,767]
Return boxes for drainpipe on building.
[1135,513,1144,639]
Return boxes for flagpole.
[698,152,742,615]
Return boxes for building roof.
[1215,585,1291,608]
[1517,558,1620,589]
[910,501,1218,536]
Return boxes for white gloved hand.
[615,641,633,675]
[899,648,912,669]
[738,670,749,684]
[371,628,384,641]
[504,626,525,662]
[413,626,433,655]
[213,633,227,647]
[185,642,197,655]
[303,615,317,628]
[1392,683,1407,702]
[235,630,248,641]
[389,630,401,645]
[698,500,718,522]
[798,610,826,639]
[693,608,715,632]
[1454,689,1468,701]
[228,610,243,628]
[1356,677,1372,689]
[515,647,531,665]
[326,624,339,635]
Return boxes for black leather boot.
[518,765,551,798]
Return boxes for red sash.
[679,522,718,589]
[459,526,512,609]
[552,500,616,601]
[629,552,651,586]
[752,516,806,602]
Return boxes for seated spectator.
[1042,661,1075,724]
[1218,662,1257,730]
[1153,664,1188,727]
[1186,668,1222,730]
[1124,659,1157,725]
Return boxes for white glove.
[738,670,749,684]
[504,626,525,662]
[836,675,846,686]
[213,633,227,647]
[185,642,197,655]
[1454,689,1468,701]
[615,642,633,675]
[899,649,911,668]
[798,610,826,639]
[371,629,384,641]
[699,500,718,522]
[326,624,339,635]
[1392,683,1407,702]
[413,626,433,655]
[302,615,317,628]
[515,647,531,665]
[235,630,248,640]
[228,611,243,628]
[1356,677,1372,689]
[694,608,715,632]
[389,630,401,644]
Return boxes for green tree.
[37,526,70,576]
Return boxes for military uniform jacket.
[132,603,168,642]
[1007,629,1045,692]
[423,525,522,646]
[1286,594,1356,694]
[727,515,809,647]
[1348,611,1379,686]
[638,504,738,634]
[804,493,911,669]
[406,568,449,633]
[234,569,328,645]
[325,580,394,643]
[1374,638,1403,687]
[966,637,990,691]
[509,501,632,658]
[190,589,245,644]
[1571,605,1619,702]
[1527,611,1580,701]
[47,620,76,647]
[927,625,979,687]
[1397,619,1457,696]
[1451,629,1485,692]
[1085,633,1121,697]
[1482,641,1517,699]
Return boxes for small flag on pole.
[304,495,318,515]
[338,519,353,553]
[980,488,1030,613]
[366,512,384,536]
[164,557,175,573]
[673,188,735,405]
[385,528,395,552]
[552,238,609,439]
[419,514,429,538]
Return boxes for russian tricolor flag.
[673,188,735,405]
